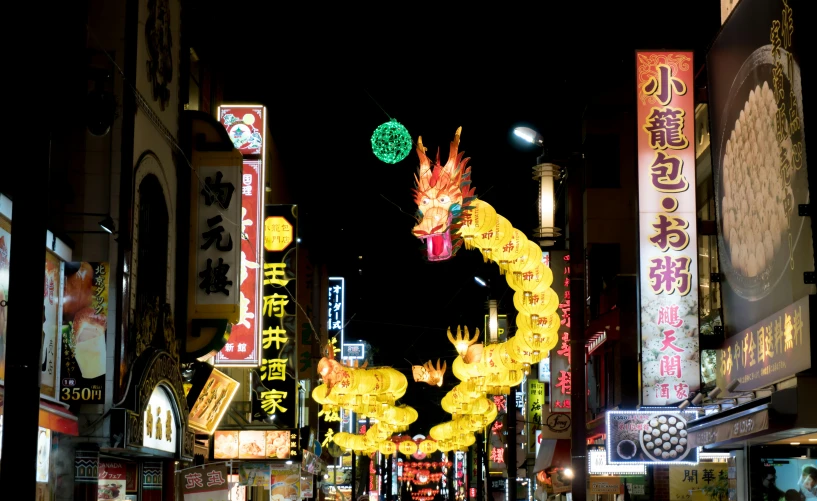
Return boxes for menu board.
[212,429,299,460]
[606,410,699,465]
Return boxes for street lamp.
[474,276,488,287]
[487,299,498,344]
[513,127,561,247]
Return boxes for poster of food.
[708,0,814,335]
[60,262,108,404]
[238,463,270,487]
[182,465,229,501]
[214,430,300,460]
[269,465,300,501]
[188,369,240,434]
[239,430,266,459]
[41,252,61,398]
[301,474,314,498]
[606,410,699,464]
[98,461,126,500]
[0,218,11,380]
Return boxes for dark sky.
[189,2,721,433]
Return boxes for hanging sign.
[187,368,240,434]
[41,252,61,398]
[182,464,229,501]
[546,251,572,412]
[327,277,345,351]
[219,106,265,156]
[635,51,700,405]
[60,262,108,404]
[98,461,126,501]
[606,410,699,465]
[251,205,298,428]
[211,429,300,460]
[269,465,301,501]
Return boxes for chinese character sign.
[194,165,242,313]
[327,277,344,350]
[215,160,263,366]
[252,205,298,428]
[716,295,810,394]
[546,251,572,412]
[669,462,728,501]
[527,379,544,453]
[59,262,108,404]
[41,251,62,398]
[708,0,814,334]
[219,106,265,156]
[183,464,229,501]
[635,51,700,406]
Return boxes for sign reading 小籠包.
[251,205,298,428]
[635,51,700,406]
[716,296,810,394]
[545,250,571,412]
[606,410,699,465]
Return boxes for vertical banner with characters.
[60,262,108,404]
[182,465,229,501]
[252,205,298,428]
[98,461,126,500]
[41,252,62,398]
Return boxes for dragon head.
[412,127,476,261]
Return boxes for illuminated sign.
[328,277,345,352]
[219,105,266,156]
[342,342,365,360]
[212,429,300,460]
[588,449,647,476]
[265,216,294,252]
[36,427,50,483]
[635,51,700,405]
[606,410,699,465]
[546,251,571,412]
[188,368,240,435]
[143,385,178,454]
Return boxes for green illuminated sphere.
[371,119,412,164]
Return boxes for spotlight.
[708,387,722,399]
[563,468,574,479]
[474,276,487,287]
[678,400,690,410]
[98,215,117,234]
[727,379,741,393]
[691,393,704,406]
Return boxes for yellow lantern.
[379,441,397,456]
[419,439,438,455]
[493,228,527,273]
[472,216,513,262]
[513,289,560,319]
[398,439,418,457]
[459,200,497,249]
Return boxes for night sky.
[189,2,721,433]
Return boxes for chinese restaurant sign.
[527,379,544,453]
[41,251,61,398]
[606,410,699,465]
[143,385,178,454]
[635,51,700,406]
[214,159,263,366]
[60,262,108,404]
[219,106,265,156]
[190,157,242,325]
[546,250,572,412]
[327,277,345,350]
[669,462,728,501]
[708,0,814,335]
[212,429,300,461]
[252,205,298,428]
[716,296,810,394]
[182,464,229,501]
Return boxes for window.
[135,174,168,315]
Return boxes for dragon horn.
[416,136,431,175]
[447,327,456,345]
[456,325,463,342]
[463,326,470,342]
[361,361,369,369]
[441,360,447,375]
[471,328,480,345]
[444,127,463,171]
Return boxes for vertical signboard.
[546,251,572,412]
[635,51,700,405]
[41,252,62,398]
[189,158,243,324]
[527,379,544,453]
[327,277,345,352]
[252,205,298,428]
[708,0,814,338]
[219,106,265,156]
[60,262,108,404]
[214,159,263,366]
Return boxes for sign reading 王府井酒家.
[251,205,298,428]
[635,51,700,406]
[606,410,699,465]
[214,159,263,366]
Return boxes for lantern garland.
[311,343,419,455]
[410,128,563,449]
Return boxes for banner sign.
[98,461,126,501]
[215,159,263,366]
[219,106,265,156]
[60,262,108,404]
[546,251,572,412]
[527,379,544,452]
[688,409,769,448]
[635,50,700,406]
[606,410,699,465]
[251,205,298,428]
[716,296,810,394]
[182,464,229,501]
[328,277,345,350]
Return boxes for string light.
[371,119,413,164]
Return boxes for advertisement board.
[606,410,699,465]
[182,464,229,501]
[212,429,300,461]
[188,368,240,434]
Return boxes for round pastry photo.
[640,413,690,462]
[715,44,808,301]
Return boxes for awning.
[687,379,817,449]
[0,386,79,436]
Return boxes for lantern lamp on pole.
[513,127,561,247]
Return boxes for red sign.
[98,461,126,500]
[219,106,265,156]
[635,51,700,405]
[548,251,571,412]
[182,464,229,498]
[470,488,476,498]
[215,160,263,366]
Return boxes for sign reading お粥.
[635,52,700,405]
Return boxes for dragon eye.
[421,197,431,205]
[438,195,450,204]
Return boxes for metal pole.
[448,452,455,501]
[386,451,393,501]
[482,432,491,501]
[568,154,587,501]
[507,387,517,501]
[474,434,484,501]
[352,451,357,501]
